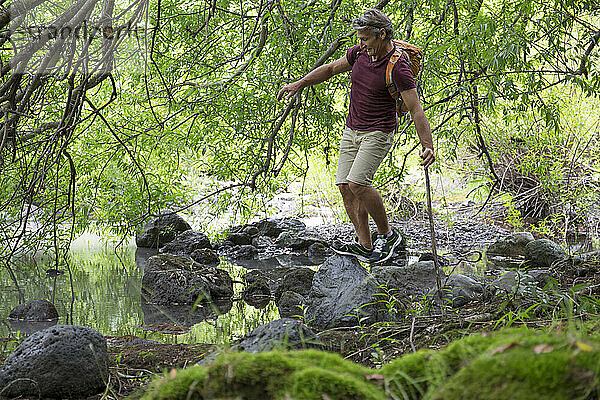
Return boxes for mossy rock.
[142,350,385,400]
[381,328,600,400]
[142,328,600,400]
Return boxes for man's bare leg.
[347,181,391,236]
[338,184,372,249]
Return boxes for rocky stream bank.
[1,211,600,399]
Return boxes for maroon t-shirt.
[345,44,416,132]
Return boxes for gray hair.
[351,9,394,40]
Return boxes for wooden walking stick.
[424,165,444,311]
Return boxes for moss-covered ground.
[139,327,600,400]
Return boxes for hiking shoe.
[332,238,373,262]
[369,227,402,264]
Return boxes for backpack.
[385,40,423,116]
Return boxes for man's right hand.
[276,81,303,101]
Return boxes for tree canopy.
[0,0,598,264]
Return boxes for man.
[277,8,435,263]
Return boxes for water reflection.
[141,299,233,327]
[7,319,58,336]
[0,241,280,350]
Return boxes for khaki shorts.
[335,127,394,187]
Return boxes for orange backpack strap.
[386,40,423,116]
[386,46,409,115]
[386,49,402,101]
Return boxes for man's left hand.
[420,147,435,168]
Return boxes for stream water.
[0,236,294,352]
[0,188,333,350]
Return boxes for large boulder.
[273,267,315,302]
[371,261,445,299]
[305,255,390,329]
[251,235,274,248]
[487,232,534,258]
[274,230,326,251]
[277,291,305,319]
[227,232,253,246]
[235,318,322,353]
[491,269,556,294]
[159,230,214,258]
[226,224,261,246]
[8,299,58,321]
[136,212,192,248]
[230,244,259,260]
[142,254,233,305]
[255,217,306,238]
[243,267,310,296]
[308,241,330,259]
[442,274,486,308]
[242,280,272,308]
[0,325,108,399]
[190,248,220,265]
[525,239,566,268]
